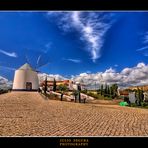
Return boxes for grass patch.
[127,102,148,109]
[82,91,112,100]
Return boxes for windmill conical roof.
[18,63,34,71]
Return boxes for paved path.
[0,92,148,136]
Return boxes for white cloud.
[105,68,115,73]
[70,12,112,62]
[71,62,148,89]
[0,49,17,58]
[0,76,8,85]
[0,76,12,89]
[38,61,148,89]
[137,62,145,68]
[46,11,113,62]
[62,58,81,63]
[38,73,67,83]
[121,68,132,75]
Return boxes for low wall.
[40,90,95,102]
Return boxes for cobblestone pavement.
[0,92,148,136]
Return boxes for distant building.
[144,92,148,102]
[118,90,129,99]
[128,85,148,91]
[129,92,136,103]
[13,63,39,91]
[40,80,71,90]
[40,80,85,91]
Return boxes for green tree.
[58,84,67,92]
[72,90,79,102]
[53,78,57,92]
[44,76,48,94]
[107,85,110,97]
[110,86,114,98]
[82,88,88,94]
[97,89,100,94]
[110,84,118,99]
[104,84,108,97]
[101,84,103,96]
[136,88,144,106]
[77,84,81,103]
[58,84,67,101]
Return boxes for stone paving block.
[0,92,148,136]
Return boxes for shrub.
[141,102,148,107]
[82,91,112,100]
[0,89,8,94]
[129,103,137,107]
[81,90,87,94]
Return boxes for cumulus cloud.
[0,76,12,89]
[0,49,17,58]
[46,11,113,62]
[38,62,148,89]
[72,62,148,89]
[0,76,8,85]
[38,73,67,83]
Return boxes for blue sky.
[0,11,148,88]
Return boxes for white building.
[129,92,136,103]
[12,63,39,91]
[70,81,85,91]
[144,92,148,102]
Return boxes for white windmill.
[12,50,51,91]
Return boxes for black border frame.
[0,0,147,10]
[0,0,147,147]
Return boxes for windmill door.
[26,82,32,90]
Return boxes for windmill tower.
[12,50,51,91]
[12,63,39,91]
